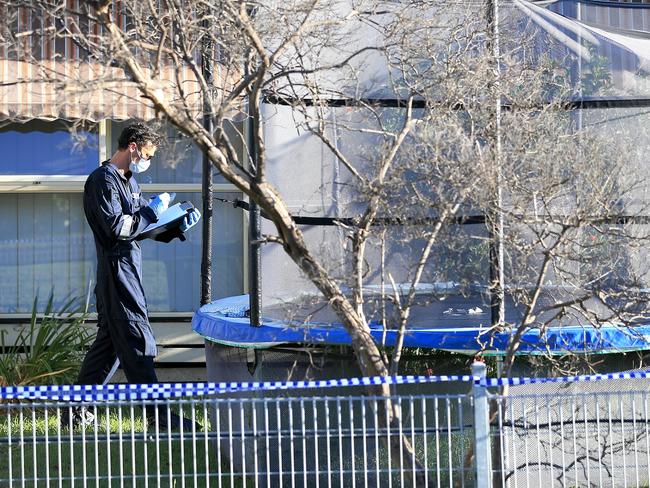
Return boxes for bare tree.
[3,0,650,482]
[280,1,650,377]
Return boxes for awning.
[0,59,203,122]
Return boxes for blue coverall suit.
[77,161,162,385]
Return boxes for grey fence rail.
[2,364,650,487]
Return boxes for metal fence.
[492,376,650,488]
[2,366,650,487]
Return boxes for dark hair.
[117,122,163,150]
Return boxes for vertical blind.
[0,192,243,314]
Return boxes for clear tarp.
[258,1,650,338]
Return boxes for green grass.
[0,405,252,488]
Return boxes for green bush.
[0,293,94,386]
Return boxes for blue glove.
[179,208,201,232]
[147,192,175,218]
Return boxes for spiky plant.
[0,293,94,386]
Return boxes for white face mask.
[129,147,151,174]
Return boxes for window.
[0,119,245,314]
[0,192,244,313]
[0,193,95,313]
[142,192,244,312]
[110,120,236,184]
[0,120,99,175]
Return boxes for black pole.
[248,110,262,327]
[199,17,214,306]
[249,204,262,326]
[200,126,214,306]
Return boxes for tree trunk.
[253,185,426,485]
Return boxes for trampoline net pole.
[249,202,262,326]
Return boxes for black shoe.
[147,410,201,432]
[60,406,95,431]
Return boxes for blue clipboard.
[137,201,194,240]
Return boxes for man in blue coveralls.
[66,123,200,429]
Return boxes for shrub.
[0,293,94,386]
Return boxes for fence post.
[472,361,492,488]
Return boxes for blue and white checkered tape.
[2,370,650,401]
[1,375,473,401]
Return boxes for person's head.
[117,123,163,173]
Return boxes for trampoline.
[191,0,650,382]
[193,289,650,357]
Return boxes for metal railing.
[492,380,650,487]
[0,385,474,487]
[3,366,650,487]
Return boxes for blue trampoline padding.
[192,295,650,356]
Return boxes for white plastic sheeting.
[258,1,650,330]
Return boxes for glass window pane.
[0,193,96,313]
[142,192,244,312]
[110,120,239,184]
[0,192,243,314]
[0,121,99,175]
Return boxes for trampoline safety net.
[196,0,650,356]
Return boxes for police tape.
[0,375,472,401]
[2,370,650,401]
